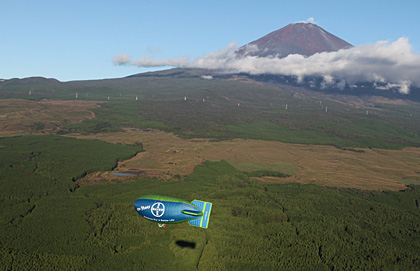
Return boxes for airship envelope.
[134,195,212,229]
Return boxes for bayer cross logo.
[151,202,165,217]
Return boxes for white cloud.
[306,17,315,23]
[114,37,420,94]
[187,38,420,94]
[131,55,190,68]
[112,53,131,65]
[299,17,317,24]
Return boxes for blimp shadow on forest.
[134,195,212,229]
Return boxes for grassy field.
[75,129,420,191]
[3,98,419,191]
[1,136,419,270]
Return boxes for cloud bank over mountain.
[114,37,420,94]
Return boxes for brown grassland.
[0,99,100,135]
[1,99,419,191]
[75,128,420,191]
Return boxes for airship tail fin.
[189,200,212,229]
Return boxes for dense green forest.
[1,135,419,270]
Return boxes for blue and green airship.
[134,195,212,229]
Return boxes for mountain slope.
[236,23,353,58]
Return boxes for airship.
[134,195,212,229]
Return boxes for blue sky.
[1,0,419,81]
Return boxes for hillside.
[1,68,420,150]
